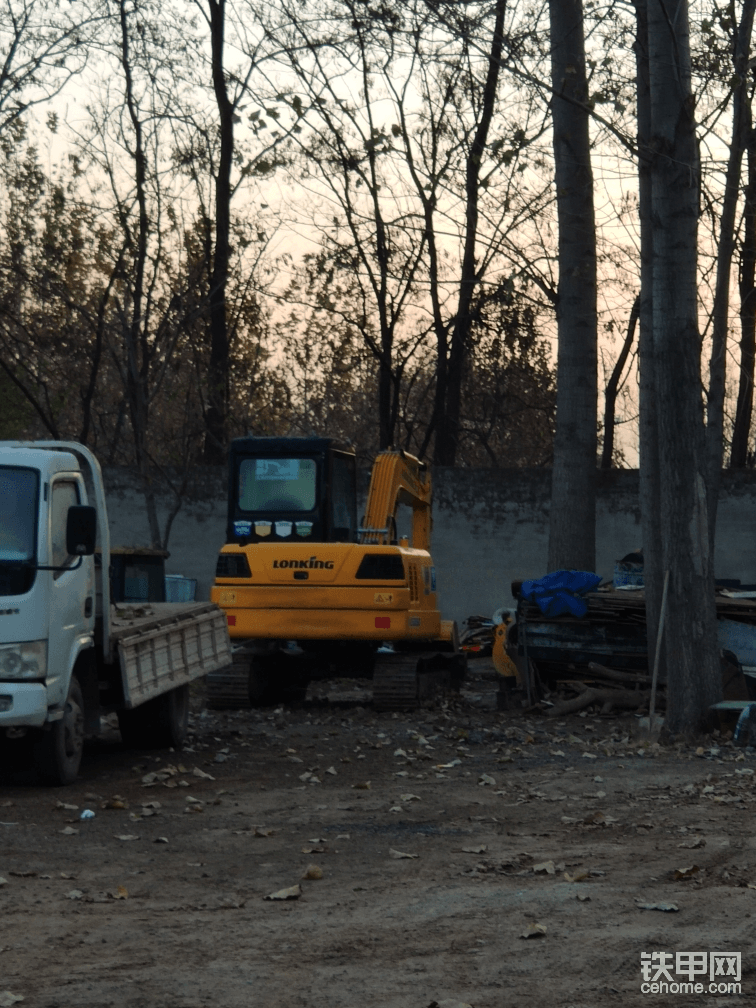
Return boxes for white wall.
[102,467,756,625]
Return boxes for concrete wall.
[102,467,756,626]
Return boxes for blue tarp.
[521,569,602,618]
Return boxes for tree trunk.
[634,0,664,687]
[433,0,505,466]
[547,0,597,572]
[601,295,638,469]
[203,0,233,464]
[647,0,720,736]
[732,129,756,467]
[706,0,756,530]
[118,0,161,549]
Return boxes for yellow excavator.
[207,436,464,710]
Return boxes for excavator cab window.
[239,458,317,512]
[329,453,357,542]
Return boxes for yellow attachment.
[492,623,518,678]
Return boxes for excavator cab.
[226,437,357,546]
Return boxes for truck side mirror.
[66,506,97,556]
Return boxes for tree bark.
[634,0,665,689]
[547,0,597,572]
[647,0,720,736]
[706,0,756,529]
[203,0,233,464]
[732,128,756,467]
[600,295,638,469]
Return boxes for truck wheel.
[34,677,84,786]
[118,684,190,750]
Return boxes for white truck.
[0,441,231,785]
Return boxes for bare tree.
[732,98,756,466]
[706,0,756,527]
[0,0,103,134]
[546,0,597,572]
[646,0,720,735]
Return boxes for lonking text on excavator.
[208,437,465,710]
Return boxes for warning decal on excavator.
[374,592,394,604]
[219,591,237,605]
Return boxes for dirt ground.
[0,658,753,1008]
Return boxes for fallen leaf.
[394,771,409,778]
[102,798,128,810]
[336,833,350,840]
[325,767,337,775]
[301,846,324,854]
[0,992,24,1006]
[108,886,128,900]
[114,834,139,841]
[635,901,679,912]
[55,801,78,811]
[399,793,422,803]
[520,922,547,938]
[564,868,589,882]
[66,889,84,900]
[254,826,274,837]
[550,750,565,757]
[461,845,487,854]
[533,860,556,874]
[192,767,215,780]
[435,759,462,769]
[0,878,6,887]
[264,884,302,901]
[388,806,404,813]
[389,848,418,859]
[154,837,169,844]
[352,782,371,790]
[577,893,591,901]
[478,774,496,786]
[677,837,705,849]
[581,752,597,759]
[59,827,78,835]
[302,864,323,880]
[674,865,700,880]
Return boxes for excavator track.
[205,656,252,709]
[372,655,420,712]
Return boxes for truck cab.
[0,447,97,730]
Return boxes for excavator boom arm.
[359,450,432,550]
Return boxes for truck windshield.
[0,467,37,562]
[238,458,317,512]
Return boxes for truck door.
[46,476,92,707]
